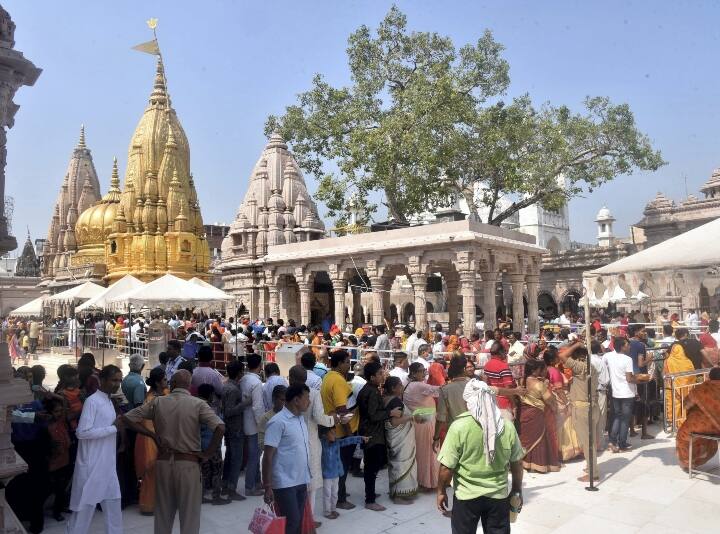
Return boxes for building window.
[601,223,606,233]
[110,240,117,254]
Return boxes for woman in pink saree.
[403,362,440,490]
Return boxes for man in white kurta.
[289,365,336,525]
[67,365,123,534]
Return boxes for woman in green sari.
[383,376,418,504]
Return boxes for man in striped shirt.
[482,342,516,421]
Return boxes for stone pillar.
[0,11,41,256]
[460,271,477,335]
[369,276,384,326]
[352,288,362,327]
[413,276,428,333]
[510,274,526,334]
[446,278,459,332]
[257,286,267,320]
[332,279,346,331]
[0,343,33,531]
[526,274,540,335]
[481,272,497,331]
[382,277,393,322]
[297,282,312,326]
[268,287,280,321]
[278,280,289,321]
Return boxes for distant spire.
[77,124,86,149]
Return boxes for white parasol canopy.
[44,281,105,303]
[9,296,44,317]
[188,277,235,301]
[108,273,233,310]
[75,275,146,313]
[589,217,720,275]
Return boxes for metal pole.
[128,304,132,358]
[583,284,598,492]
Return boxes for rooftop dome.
[76,158,122,247]
[595,206,615,222]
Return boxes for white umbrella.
[44,281,105,303]
[75,274,146,312]
[9,296,44,317]
[108,273,233,311]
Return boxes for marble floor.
[35,424,718,534]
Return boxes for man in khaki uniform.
[123,369,224,534]
[559,343,599,482]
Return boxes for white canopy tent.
[584,217,720,312]
[188,277,235,301]
[108,273,234,311]
[75,275,145,313]
[8,296,44,317]
[589,217,720,276]
[44,281,106,303]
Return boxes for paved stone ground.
[25,352,719,534]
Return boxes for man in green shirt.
[437,379,524,534]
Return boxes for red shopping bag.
[264,515,287,534]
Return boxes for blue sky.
[4,0,720,249]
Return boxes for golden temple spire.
[109,157,121,193]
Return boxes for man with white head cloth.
[437,379,525,534]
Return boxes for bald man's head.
[171,369,192,390]
[288,365,307,386]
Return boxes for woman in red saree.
[519,359,561,472]
[135,367,168,515]
[676,367,720,469]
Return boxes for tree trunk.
[384,188,408,224]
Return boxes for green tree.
[266,6,664,226]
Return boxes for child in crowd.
[44,397,72,522]
[320,427,366,520]
[54,365,82,431]
[258,385,287,449]
[198,384,230,505]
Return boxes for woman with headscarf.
[518,359,560,473]
[403,362,440,490]
[383,376,418,504]
[135,367,168,515]
[543,346,581,462]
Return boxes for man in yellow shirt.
[320,349,358,510]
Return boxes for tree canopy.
[266,6,664,226]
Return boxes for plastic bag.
[249,505,285,534]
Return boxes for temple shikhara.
[41,54,210,292]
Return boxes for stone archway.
[402,302,415,324]
[561,289,582,315]
[538,291,558,318]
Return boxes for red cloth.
[699,332,718,349]
[483,355,515,410]
[428,362,446,386]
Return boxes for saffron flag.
[132,38,160,55]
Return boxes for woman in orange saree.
[663,342,696,429]
[676,367,720,469]
[135,367,168,515]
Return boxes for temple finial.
[110,157,120,190]
[77,124,86,149]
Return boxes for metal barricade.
[663,367,711,434]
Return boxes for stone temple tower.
[42,126,102,281]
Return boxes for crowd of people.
[5,307,719,534]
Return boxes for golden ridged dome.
[76,158,122,246]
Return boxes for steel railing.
[663,367,711,434]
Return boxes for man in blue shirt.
[262,384,312,534]
[627,325,652,440]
